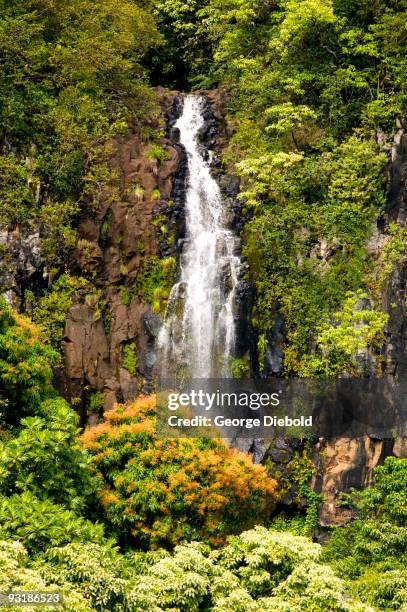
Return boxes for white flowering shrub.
[39,543,133,611]
[0,528,373,611]
[0,540,90,611]
[128,527,372,611]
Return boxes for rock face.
[310,129,407,524]
[58,89,184,417]
[0,226,46,307]
[314,437,397,525]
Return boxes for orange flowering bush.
[0,297,58,426]
[83,395,278,549]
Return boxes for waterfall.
[158,95,242,379]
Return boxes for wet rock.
[144,311,163,338]
[250,439,269,464]
[234,279,255,359]
[261,311,286,377]
[0,226,47,305]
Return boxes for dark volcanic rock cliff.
[60,90,183,416]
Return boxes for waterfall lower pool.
[158,95,242,378]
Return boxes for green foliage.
[0,0,159,266]
[119,526,367,610]
[0,298,58,425]
[323,457,407,610]
[184,0,407,376]
[89,392,105,416]
[0,304,106,556]
[373,222,407,294]
[240,135,387,375]
[230,357,250,378]
[0,527,371,611]
[268,447,322,537]
[119,285,131,307]
[138,255,176,313]
[85,288,111,335]
[0,154,35,225]
[1,3,407,610]
[40,542,134,611]
[0,540,89,610]
[122,343,138,377]
[0,398,95,511]
[298,290,389,376]
[257,334,268,373]
[29,274,88,351]
[0,492,104,553]
[148,144,168,163]
[151,187,161,201]
[149,0,212,88]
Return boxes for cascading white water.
[158,95,241,378]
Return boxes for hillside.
[0,1,407,610]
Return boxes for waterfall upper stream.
[158,95,242,378]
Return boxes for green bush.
[0,398,95,512]
[0,528,371,611]
[323,457,407,610]
[0,298,58,425]
[147,144,168,163]
[230,357,250,378]
[0,493,104,553]
[0,540,89,610]
[137,256,176,313]
[122,343,138,377]
[30,274,88,351]
[298,291,388,377]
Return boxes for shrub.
[0,397,95,511]
[230,357,250,378]
[0,492,104,553]
[323,457,407,610]
[0,540,90,610]
[0,155,35,225]
[0,528,371,611]
[83,396,277,549]
[298,290,389,377]
[137,256,176,313]
[30,274,88,351]
[148,144,168,163]
[0,298,58,426]
[40,542,133,611]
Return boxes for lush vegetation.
[0,300,405,610]
[1,1,407,610]
[195,0,407,374]
[322,456,407,611]
[0,0,159,272]
[150,0,407,374]
[0,296,58,425]
[83,396,276,549]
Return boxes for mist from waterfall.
[158,95,241,378]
